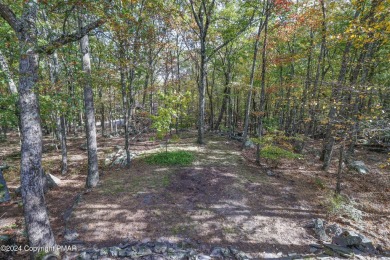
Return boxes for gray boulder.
[64,229,79,242]
[244,139,255,149]
[15,171,60,196]
[314,218,330,241]
[266,170,275,177]
[349,161,369,174]
[332,230,362,247]
[45,173,61,189]
[324,243,353,257]
[104,149,137,166]
[42,172,61,193]
[325,224,342,237]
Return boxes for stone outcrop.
[76,241,251,260]
[306,218,385,258]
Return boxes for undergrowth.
[327,193,363,222]
[144,151,194,166]
[260,145,300,160]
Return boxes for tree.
[187,0,254,144]
[0,0,104,254]
[79,9,99,187]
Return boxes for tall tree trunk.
[321,8,361,170]
[299,29,313,134]
[59,115,68,174]
[79,16,99,187]
[48,49,68,175]
[121,66,131,168]
[198,37,207,144]
[242,14,263,147]
[16,1,56,253]
[206,69,214,130]
[0,50,17,94]
[256,0,269,165]
[335,134,346,195]
[310,0,327,137]
[0,49,21,138]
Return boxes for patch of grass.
[161,174,171,187]
[327,194,363,222]
[144,151,194,166]
[170,134,180,142]
[260,145,300,160]
[223,226,235,234]
[100,179,126,195]
[314,177,326,189]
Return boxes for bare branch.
[38,18,106,55]
[205,11,255,63]
[188,0,202,30]
[0,1,20,33]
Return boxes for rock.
[41,171,61,193]
[137,246,153,256]
[78,251,92,260]
[105,149,137,166]
[332,230,362,247]
[0,235,11,243]
[45,173,61,189]
[14,186,21,196]
[108,246,120,257]
[154,243,168,254]
[244,139,255,149]
[304,221,315,228]
[210,247,223,258]
[169,249,188,260]
[64,229,79,241]
[229,247,251,259]
[310,246,320,253]
[356,234,375,253]
[323,244,353,257]
[309,244,324,249]
[193,254,211,260]
[77,241,252,260]
[349,161,369,174]
[210,247,231,258]
[99,248,108,256]
[0,165,9,170]
[142,237,152,244]
[266,170,275,177]
[325,224,342,237]
[0,168,11,203]
[117,249,127,257]
[314,218,329,241]
[79,143,88,151]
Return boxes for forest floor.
[0,130,389,259]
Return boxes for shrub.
[260,145,300,161]
[144,151,194,166]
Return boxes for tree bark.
[79,15,99,188]
[0,50,17,94]
[16,1,57,253]
[256,0,269,165]
[242,17,263,147]
[48,49,68,175]
[321,8,361,170]
[198,38,207,144]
